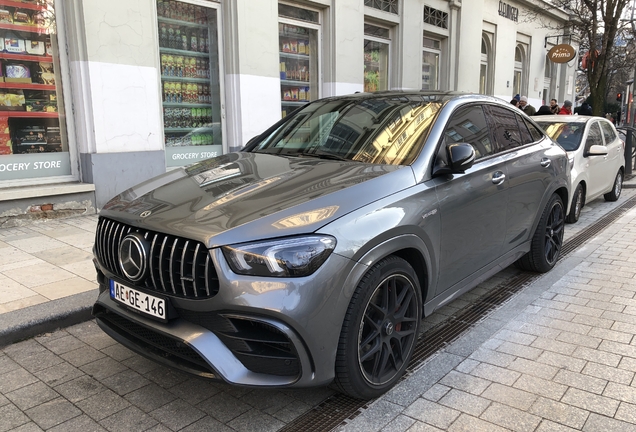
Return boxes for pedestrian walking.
[535,105,553,116]
[549,99,560,114]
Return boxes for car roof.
[534,115,594,123]
[318,91,505,105]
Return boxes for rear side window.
[484,105,524,151]
[523,118,545,142]
[515,113,535,144]
[443,105,494,159]
[600,121,617,144]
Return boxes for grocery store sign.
[0,152,71,181]
[165,145,223,167]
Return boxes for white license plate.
[110,280,166,320]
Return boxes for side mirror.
[448,143,476,173]
[587,144,608,156]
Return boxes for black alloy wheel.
[335,256,422,400]
[516,193,564,273]
[543,196,565,267]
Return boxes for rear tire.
[604,170,623,202]
[566,184,584,224]
[516,193,564,273]
[334,256,422,400]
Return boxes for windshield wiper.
[296,151,349,161]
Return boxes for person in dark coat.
[576,101,593,115]
[535,105,553,116]
[549,99,560,114]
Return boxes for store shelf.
[0,22,48,34]
[281,79,310,86]
[160,76,209,84]
[0,82,56,90]
[0,0,46,11]
[162,102,211,108]
[158,16,207,29]
[0,53,52,62]
[165,126,214,133]
[279,30,310,39]
[281,101,307,106]
[279,52,310,60]
[0,111,58,118]
[159,47,209,58]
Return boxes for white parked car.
[535,115,625,223]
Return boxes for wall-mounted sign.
[0,152,71,181]
[548,44,577,63]
[498,1,519,22]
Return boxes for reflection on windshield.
[249,97,443,165]
[536,122,584,151]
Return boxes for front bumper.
[92,247,357,388]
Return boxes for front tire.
[334,256,422,400]
[566,184,584,224]
[516,193,565,273]
[604,170,623,202]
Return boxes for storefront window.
[422,37,440,90]
[0,0,70,182]
[157,0,223,167]
[278,4,320,118]
[364,24,390,92]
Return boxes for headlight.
[222,236,336,277]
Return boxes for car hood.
[101,152,415,247]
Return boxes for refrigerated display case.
[157,0,223,167]
[278,4,319,118]
[0,0,70,181]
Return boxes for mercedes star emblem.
[119,233,149,282]
[139,210,152,218]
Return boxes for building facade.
[0,0,577,219]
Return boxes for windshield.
[248,97,443,165]
[535,121,585,151]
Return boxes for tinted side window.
[523,117,545,142]
[584,122,603,154]
[600,121,617,144]
[443,105,494,159]
[515,113,534,144]
[484,105,523,151]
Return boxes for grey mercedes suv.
[92,92,569,399]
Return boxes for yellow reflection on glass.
[353,102,441,165]
[272,205,339,229]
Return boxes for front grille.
[94,308,215,375]
[95,217,219,299]
[177,309,301,377]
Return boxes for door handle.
[492,171,506,185]
[540,158,551,168]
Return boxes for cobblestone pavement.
[1,188,635,431]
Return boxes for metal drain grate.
[280,194,636,432]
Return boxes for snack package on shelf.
[26,40,46,56]
[0,9,12,24]
[0,92,26,110]
[0,116,8,134]
[0,134,12,155]
[16,126,46,145]
[37,62,54,85]
[4,37,27,54]
[5,63,32,83]
[13,10,32,25]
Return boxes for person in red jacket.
[558,100,572,115]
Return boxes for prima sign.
[498,1,519,22]
[548,44,576,63]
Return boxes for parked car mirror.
[448,143,476,173]
[587,144,608,156]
